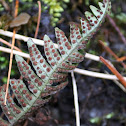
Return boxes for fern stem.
[71,72,80,126]
[0,29,58,48]
[0,29,99,61]
[0,46,126,82]
[0,38,21,52]
[0,46,29,57]
[85,53,99,61]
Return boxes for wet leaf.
[10,13,31,28]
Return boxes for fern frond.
[0,0,111,125]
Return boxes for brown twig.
[0,38,21,52]
[107,15,126,45]
[99,40,126,69]
[4,0,19,105]
[34,1,41,38]
[100,56,126,88]
[117,56,126,62]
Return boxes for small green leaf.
[54,13,61,17]
[105,112,114,119]
[53,17,59,22]
[116,13,126,24]
[2,77,7,84]
[54,5,64,12]
[0,57,6,62]
[90,117,101,124]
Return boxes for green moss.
[42,0,70,26]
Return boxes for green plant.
[0,3,4,11]
[0,55,17,84]
[90,112,115,124]
[42,0,70,26]
[20,0,70,26]
[116,13,126,24]
[0,0,111,125]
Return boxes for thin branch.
[100,56,126,87]
[34,1,41,38]
[0,46,126,81]
[4,0,19,105]
[71,72,80,126]
[0,29,57,48]
[107,15,126,45]
[0,38,21,52]
[85,53,99,61]
[14,0,19,17]
[0,46,29,59]
[99,40,126,69]
[117,56,126,62]
[0,29,100,61]
[73,68,126,81]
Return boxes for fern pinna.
[0,0,111,125]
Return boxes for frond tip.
[81,0,111,39]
